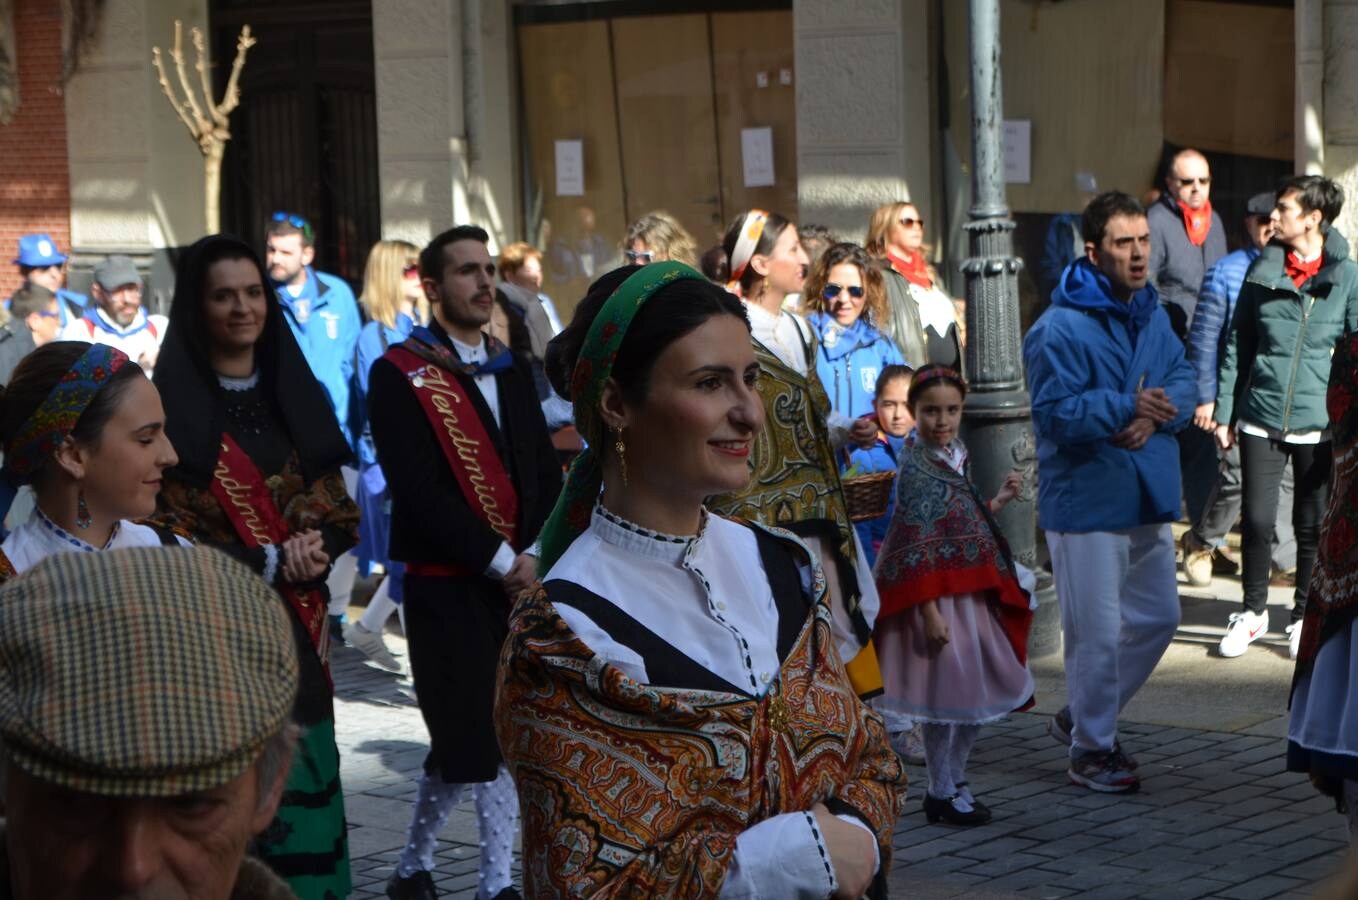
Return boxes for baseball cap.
[93,254,142,291]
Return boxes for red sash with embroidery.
[384,345,519,576]
[211,433,331,681]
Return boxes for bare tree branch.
[192,26,222,128]
[151,45,199,141]
[216,25,255,120]
[168,21,208,135]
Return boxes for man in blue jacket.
[1024,191,1196,794]
[266,212,363,634]
[1180,192,1295,587]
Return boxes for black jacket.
[368,319,562,572]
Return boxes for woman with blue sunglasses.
[804,242,909,423]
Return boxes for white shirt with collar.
[545,503,878,898]
[1,508,190,575]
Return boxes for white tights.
[921,722,982,808]
[397,766,519,898]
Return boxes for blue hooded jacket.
[274,267,362,454]
[1022,259,1195,533]
[807,312,907,420]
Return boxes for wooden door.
[711,10,798,231]
[518,20,628,319]
[610,15,724,251]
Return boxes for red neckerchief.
[1286,250,1323,288]
[887,251,932,289]
[1180,200,1213,247]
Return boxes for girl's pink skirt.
[875,591,1033,725]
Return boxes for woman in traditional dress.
[153,234,358,899]
[711,210,883,696]
[495,261,905,898]
[0,340,184,576]
[865,201,962,370]
[1287,329,1358,835]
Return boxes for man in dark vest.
[369,225,562,900]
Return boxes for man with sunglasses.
[8,233,88,328]
[1148,148,1228,529]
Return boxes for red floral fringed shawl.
[873,434,1033,665]
[493,569,906,898]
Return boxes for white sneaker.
[1286,622,1303,660]
[1219,610,1269,658]
[343,621,403,673]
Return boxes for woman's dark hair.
[1081,191,1146,246]
[721,211,793,294]
[700,244,729,284]
[802,242,888,326]
[0,341,146,482]
[874,363,915,399]
[545,265,748,410]
[906,364,967,412]
[1278,175,1344,227]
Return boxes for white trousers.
[1047,524,1180,755]
[326,465,360,616]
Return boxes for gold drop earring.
[614,426,628,487]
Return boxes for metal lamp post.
[960,0,1060,655]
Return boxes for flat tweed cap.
[0,546,299,797]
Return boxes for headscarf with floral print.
[536,261,707,573]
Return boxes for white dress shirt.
[449,334,515,579]
[546,504,878,898]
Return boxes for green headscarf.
[536,261,707,574]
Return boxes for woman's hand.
[923,601,949,656]
[281,530,328,583]
[1215,423,1235,450]
[849,418,877,449]
[811,804,876,899]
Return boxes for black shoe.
[387,870,438,900]
[953,782,990,819]
[491,889,522,900]
[923,792,990,826]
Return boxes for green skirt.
[253,718,352,899]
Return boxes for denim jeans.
[1238,433,1331,617]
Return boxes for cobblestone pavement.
[331,616,1351,899]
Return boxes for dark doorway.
[212,0,378,288]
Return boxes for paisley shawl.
[493,528,905,898]
[874,433,1032,665]
[1293,331,1358,681]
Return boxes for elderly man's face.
[4,763,282,900]
[1168,153,1211,211]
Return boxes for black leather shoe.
[953,782,991,819]
[387,870,438,900]
[923,792,990,826]
[491,889,523,900]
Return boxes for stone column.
[372,0,517,249]
[961,0,1058,657]
[793,0,934,244]
[1323,0,1358,240]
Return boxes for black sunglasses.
[822,283,865,301]
[899,216,924,228]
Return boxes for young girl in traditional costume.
[873,365,1034,826]
[0,341,185,578]
[495,261,905,898]
[154,234,358,899]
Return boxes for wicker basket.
[841,470,896,522]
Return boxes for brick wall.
[0,0,72,300]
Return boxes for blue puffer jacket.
[844,428,905,567]
[1187,246,1260,406]
[807,313,907,420]
[274,267,363,454]
[1023,259,1196,533]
